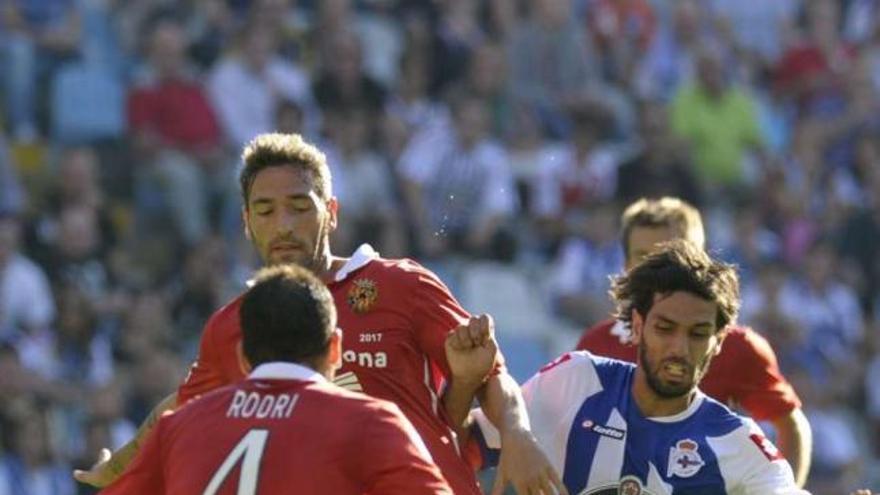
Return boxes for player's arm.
[98,412,169,495]
[363,402,454,494]
[412,269,566,495]
[445,318,566,495]
[471,353,594,494]
[443,314,499,440]
[75,393,175,490]
[733,329,811,487]
[771,407,812,488]
[74,310,228,487]
[476,371,568,495]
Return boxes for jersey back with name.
[475,352,805,495]
[111,378,450,495]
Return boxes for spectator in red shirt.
[100,264,453,495]
[76,133,564,495]
[127,17,230,246]
[575,196,813,487]
[774,0,857,116]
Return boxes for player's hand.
[445,314,498,387]
[492,428,568,495]
[73,448,119,488]
[849,490,876,495]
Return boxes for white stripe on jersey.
[587,407,627,487]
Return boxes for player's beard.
[250,225,328,274]
[639,344,705,399]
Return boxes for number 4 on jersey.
[203,429,269,495]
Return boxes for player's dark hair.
[239,133,332,206]
[612,240,739,333]
[620,197,705,260]
[240,265,337,367]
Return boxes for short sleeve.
[707,420,808,495]
[359,402,454,494]
[100,417,167,495]
[409,265,471,378]
[723,330,801,421]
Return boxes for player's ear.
[630,310,644,345]
[327,327,343,371]
[712,326,729,356]
[242,207,252,240]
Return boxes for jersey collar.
[249,362,327,383]
[646,390,706,423]
[333,243,379,283]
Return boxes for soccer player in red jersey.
[575,197,812,486]
[78,133,563,495]
[101,264,453,495]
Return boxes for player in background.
[77,133,563,495]
[576,197,812,486]
[475,241,808,494]
[100,264,453,495]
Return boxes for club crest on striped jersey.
[347,278,378,313]
[667,439,705,478]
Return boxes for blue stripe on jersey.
[564,356,750,494]
[563,356,633,492]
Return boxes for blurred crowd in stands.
[1,0,879,493]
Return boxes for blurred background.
[0,0,878,493]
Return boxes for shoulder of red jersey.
[203,294,245,336]
[287,380,411,423]
[346,256,444,290]
[719,325,772,355]
[581,318,617,339]
[367,256,435,279]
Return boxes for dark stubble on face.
[639,343,694,399]
[639,341,716,399]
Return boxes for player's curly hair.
[240,264,337,366]
[239,133,332,206]
[612,239,739,333]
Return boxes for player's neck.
[313,254,348,284]
[631,370,697,418]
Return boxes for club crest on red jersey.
[667,439,705,478]
[347,278,378,313]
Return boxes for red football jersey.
[575,319,802,421]
[104,363,452,495]
[176,245,488,494]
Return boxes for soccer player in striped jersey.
[576,197,811,486]
[475,241,808,494]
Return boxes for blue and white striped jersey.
[475,351,809,495]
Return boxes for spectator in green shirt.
[671,47,763,192]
